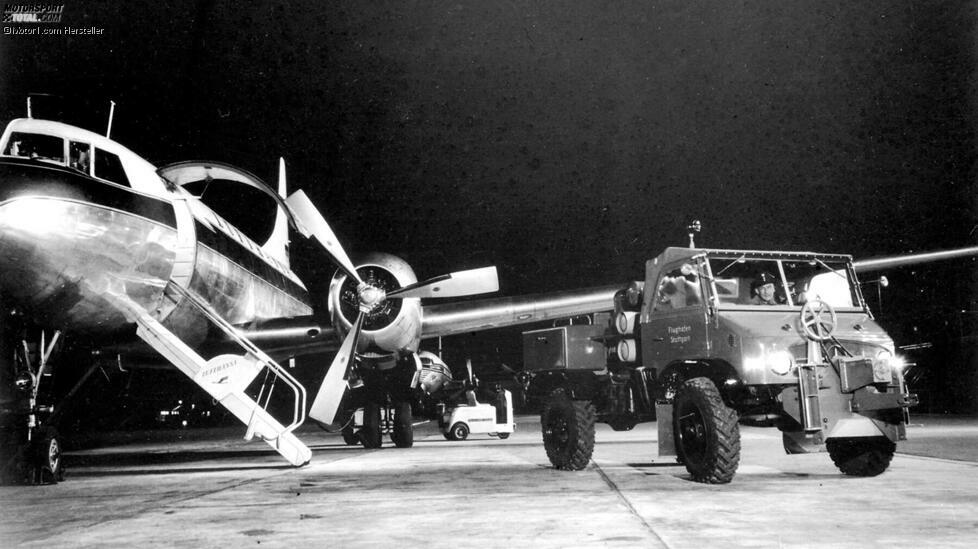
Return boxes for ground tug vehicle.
[520,247,916,483]
[439,388,515,441]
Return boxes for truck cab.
[640,248,895,387]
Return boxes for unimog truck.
[519,247,916,483]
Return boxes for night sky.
[3,1,978,410]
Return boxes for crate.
[523,325,607,371]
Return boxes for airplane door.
[168,194,197,287]
[642,263,710,369]
[156,192,198,322]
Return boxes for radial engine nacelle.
[327,252,423,358]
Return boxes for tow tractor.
[439,387,515,441]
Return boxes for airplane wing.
[421,284,622,338]
[853,246,978,272]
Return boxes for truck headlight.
[767,350,794,376]
[873,350,905,380]
[745,346,794,376]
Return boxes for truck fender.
[826,417,891,438]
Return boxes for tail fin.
[261,157,291,268]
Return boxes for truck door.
[642,262,710,369]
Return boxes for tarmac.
[2,414,978,548]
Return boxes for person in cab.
[750,272,780,305]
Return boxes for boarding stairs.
[110,283,312,467]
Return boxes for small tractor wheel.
[826,437,895,477]
[360,402,383,449]
[497,433,510,440]
[30,427,64,484]
[443,432,455,441]
[607,416,637,432]
[673,377,740,484]
[450,423,469,441]
[390,400,414,448]
[541,388,595,471]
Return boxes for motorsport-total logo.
[2,3,64,23]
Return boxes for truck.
[519,247,916,483]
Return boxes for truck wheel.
[541,389,595,471]
[390,400,414,448]
[673,377,740,484]
[826,437,895,476]
[450,423,469,441]
[360,402,383,449]
[30,427,64,484]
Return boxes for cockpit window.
[93,148,130,186]
[69,141,91,174]
[707,257,860,309]
[3,132,64,164]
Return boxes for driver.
[750,272,779,305]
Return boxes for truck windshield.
[708,256,859,309]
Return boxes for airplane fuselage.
[0,119,312,349]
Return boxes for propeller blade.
[386,266,499,299]
[285,190,363,284]
[309,312,365,425]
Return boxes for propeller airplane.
[1,103,975,484]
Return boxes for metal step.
[108,288,312,467]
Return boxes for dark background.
[2,1,977,414]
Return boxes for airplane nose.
[0,196,174,333]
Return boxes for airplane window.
[93,148,130,186]
[69,141,91,174]
[3,132,64,164]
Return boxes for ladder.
[110,283,312,467]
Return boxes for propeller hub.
[358,283,387,313]
[335,264,405,331]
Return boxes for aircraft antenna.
[106,100,116,138]
[687,219,702,248]
[26,96,32,118]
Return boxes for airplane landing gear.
[389,399,413,448]
[1,323,66,485]
[359,401,383,448]
[28,425,64,484]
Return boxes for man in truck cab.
[750,272,780,305]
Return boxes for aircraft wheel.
[390,400,414,448]
[673,377,740,484]
[497,432,510,440]
[360,402,383,449]
[541,388,595,471]
[449,422,469,441]
[342,430,360,446]
[30,427,64,484]
[827,436,895,477]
